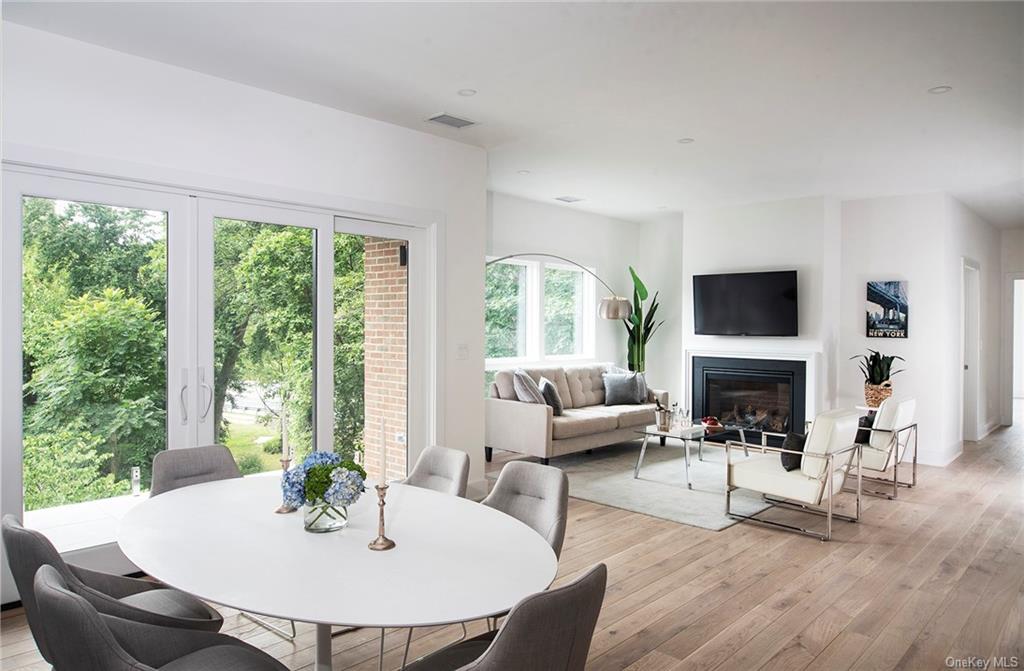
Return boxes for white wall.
[1,21,489,605]
[839,194,955,464]
[636,215,685,401]
[680,197,841,418]
[1015,281,1024,398]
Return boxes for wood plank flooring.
[3,410,1022,670]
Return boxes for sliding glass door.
[196,200,331,470]
[2,172,430,600]
[2,172,191,525]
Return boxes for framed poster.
[866,280,908,338]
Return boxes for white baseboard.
[979,420,1001,440]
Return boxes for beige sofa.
[485,363,669,464]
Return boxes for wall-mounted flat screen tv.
[693,270,798,336]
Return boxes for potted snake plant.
[850,349,905,407]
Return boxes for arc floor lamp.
[486,253,632,320]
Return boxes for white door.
[1,170,192,599]
[195,199,333,472]
[961,261,981,442]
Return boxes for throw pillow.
[780,432,806,471]
[538,377,564,416]
[608,366,649,402]
[512,369,546,404]
[603,373,645,405]
[856,414,874,444]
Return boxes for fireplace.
[691,356,806,446]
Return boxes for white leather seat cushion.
[729,455,824,504]
[564,364,608,408]
[586,404,656,429]
[551,409,618,440]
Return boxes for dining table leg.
[379,628,386,671]
[316,623,332,670]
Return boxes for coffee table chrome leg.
[634,435,650,478]
[315,623,332,671]
[684,439,692,489]
[698,436,704,461]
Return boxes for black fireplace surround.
[691,356,806,447]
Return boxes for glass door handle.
[198,367,214,422]
[179,368,189,425]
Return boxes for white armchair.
[850,397,918,499]
[725,408,862,542]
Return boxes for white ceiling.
[4,2,1023,227]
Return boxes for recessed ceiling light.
[555,196,584,204]
[677,137,695,144]
[457,89,477,97]
[928,85,953,95]
[517,170,531,175]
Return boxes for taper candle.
[380,417,387,484]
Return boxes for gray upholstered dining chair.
[150,444,296,640]
[33,564,288,671]
[150,444,241,497]
[404,563,606,671]
[401,445,471,497]
[482,460,569,558]
[1,515,222,666]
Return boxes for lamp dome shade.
[599,296,633,320]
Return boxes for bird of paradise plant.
[623,267,664,373]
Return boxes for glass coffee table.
[633,425,706,489]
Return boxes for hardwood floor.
[3,410,1022,670]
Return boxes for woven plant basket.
[864,381,893,408]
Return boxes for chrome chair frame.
[724,439,862,542]
[845,423,918,500]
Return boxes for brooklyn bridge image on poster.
[866,280,908,338]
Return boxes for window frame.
[484,256,596,371]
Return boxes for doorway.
[961,260,981,442]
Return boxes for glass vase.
[303,501,348,533]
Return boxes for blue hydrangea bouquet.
[281,451,367,533]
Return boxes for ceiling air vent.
[427,113,476,129]
[555,196,584,203]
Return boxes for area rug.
[549,440,771,531]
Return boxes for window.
[485,258,595,370]
[485,260,529,359]
[21,196,168,511]
[544,265,585,356]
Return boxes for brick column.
[362,237,408,482]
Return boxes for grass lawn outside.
[223,412,281,474]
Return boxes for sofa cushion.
[493,371,518,400]
[729,454,825,505]
[565,364,608,408]
[513,369,546,404]
[587,404,656,429]
[551,409,618,440]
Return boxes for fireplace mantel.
[683,347,821,423]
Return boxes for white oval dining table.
[118,474,558,671]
